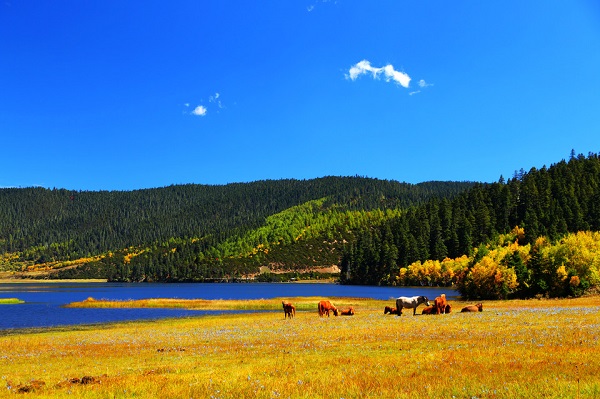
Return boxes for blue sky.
[2,1,600,191]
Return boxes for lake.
[0,282,458,330]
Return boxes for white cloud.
[346,60,411,88]
[307,0,336,12]
[209,92,223,109]
[347,60,379,80]
[192,105,207,116]
[418,79,433,88]
[187,92,226,117]
[383,64,410,88]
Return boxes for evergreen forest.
[2,151,600,299]
[341,152,600,298]
[0,177,472,281]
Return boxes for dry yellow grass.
[65,296,374,311]
[1,296,600,398]
[0,298,23,305]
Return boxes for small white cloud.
[192,105,207,116]
[346,60,411,88]
[382,64,410,88]
[418,79,433,88]
[307,0,336,12]
[209,93,223,109]
[347,60,379,80]
[187,92,226,117]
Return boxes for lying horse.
[434,294,448,314]
[384,306,398,315]
[395,295,430,316]
[423,303,452,315]
[461,303,483,312]
[421,305,436,315]
[340,307,355,316]
[282,301,296,319]
[318,300,338,317]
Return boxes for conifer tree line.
[0,177,473,276]
[340,152,600,299]
[2,152,599,299]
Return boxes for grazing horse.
[461,303,483,312]
[434,294,448,314]
[318,300,338,317]
[421,305,436,315]
[282,301,296,318]
[395,296,430,316]
[340,307,355,316]
[384,306,398,315]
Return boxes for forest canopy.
[2,152,600,299]
[340,152,600,298]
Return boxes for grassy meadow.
[1,296,600,398]
[0,298,23,305]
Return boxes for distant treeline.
[0,177,473,278]
[341,152,600,298]
[2,152,600,300]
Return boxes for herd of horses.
[282,295,483,319]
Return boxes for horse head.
[420,296,431,307]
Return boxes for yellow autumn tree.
[548,231,600,287]
[440,256,470,285]
[463,255,518,299]
[404,260,442,285]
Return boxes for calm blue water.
[0,282,458,330]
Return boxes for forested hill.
[341,152,600,299]
[3,153,599,295]
[0,177,474,280]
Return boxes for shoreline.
[0,279,108,284]
[0,278,336,284]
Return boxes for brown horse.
[434,294,448,314]
[445,303,452,313]
[318,300,338,317]
[461,303,483,312]
[421,305,436,315]
[384,306,398,315]
[282,301,296,319]
[340,307,355,316]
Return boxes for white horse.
[395,295,430,316]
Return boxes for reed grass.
[2,296,600,398]
[65,296,378,311]
[0,298,23,304]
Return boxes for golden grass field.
[1,296,600,398]
[0,298,23,305]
